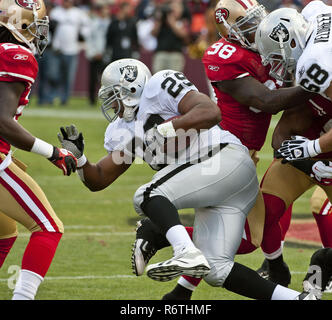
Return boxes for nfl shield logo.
[15,0,41,10]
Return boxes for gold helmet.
[214,0,267,50]
[0,0,49,55]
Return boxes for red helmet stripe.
[235,0,254,10]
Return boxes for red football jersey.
[202,38,280,151]
[0,43,38,154]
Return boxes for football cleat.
[146,247,210,282]
[268,261,292,287]
[131,218,170,276]
[324,277,332,293]
[295,291,319,300]
[131,238,157,276]
[256,258,269,279]
[302,280,322,300]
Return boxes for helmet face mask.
[98,59,152,123]
[215,0,267,50]
[0,0,49,56]
[255,8,310,82]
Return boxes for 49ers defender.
[0,0,77,300]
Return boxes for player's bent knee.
[204,258,234,287]
[133,186,145,216]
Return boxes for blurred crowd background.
[35,0,332,107]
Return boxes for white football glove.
[278,135,322,161]
[144,122,177,154]
[144,124,166,154]
[311,161,332,185]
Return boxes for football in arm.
[162,115,191,154]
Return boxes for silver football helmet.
[255,8,310,82]
[98,59,152,122]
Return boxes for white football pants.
[133,143,259,286]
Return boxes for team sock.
[12,231,62,300]
[0,236,17,268]
[312,203,332,247]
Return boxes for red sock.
[313,200,332,247]
[261,193,285,256]
[0,236,17,268]
[21,231,62,278]
[185,226,193,239]
[280,204,292,241]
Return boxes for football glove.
[48,147,77,176]
[311,160,332,185]
[57,125,86,167]
[278,136,321,161]
[144,124,167,154]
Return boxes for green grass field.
[0,96,329,300]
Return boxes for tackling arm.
[0,82,77,176]
[272,104,313,150]
[0,82,36,151]
[316,83,332,154]
[215,76,316,114]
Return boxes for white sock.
[165,225,195,255]
[263,246,283,260]
[271,284,300,300]
[12,269,43,300]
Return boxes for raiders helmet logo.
[215,8,229,24]
[15,0,41,10]
[120,65,138,83]
[269,23,290,42]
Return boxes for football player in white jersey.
[256,1,332,162]
[58,58,314,299]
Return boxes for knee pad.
[310,187,329,214]
[204,258,234,287]
[133,185,146,216]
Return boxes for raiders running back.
[103,69,244,168]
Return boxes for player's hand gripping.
[48,147,77,176]
[277,135,322,161]
[311,160,332,185]
[57,125,86,167]
[144,124,166,153]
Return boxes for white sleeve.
[301,1,326,22]
[103,120,135,153]
[296,57,332,93]
[156,71,198,116]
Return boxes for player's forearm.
[317,129,332,154]
[77,154,130,192]
[78,162,112,192]
[0,117,35,151]
[256,86,315,113]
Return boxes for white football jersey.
[296,1,332,94]
[104,69,244,169]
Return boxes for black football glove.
[57,124,84,159]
